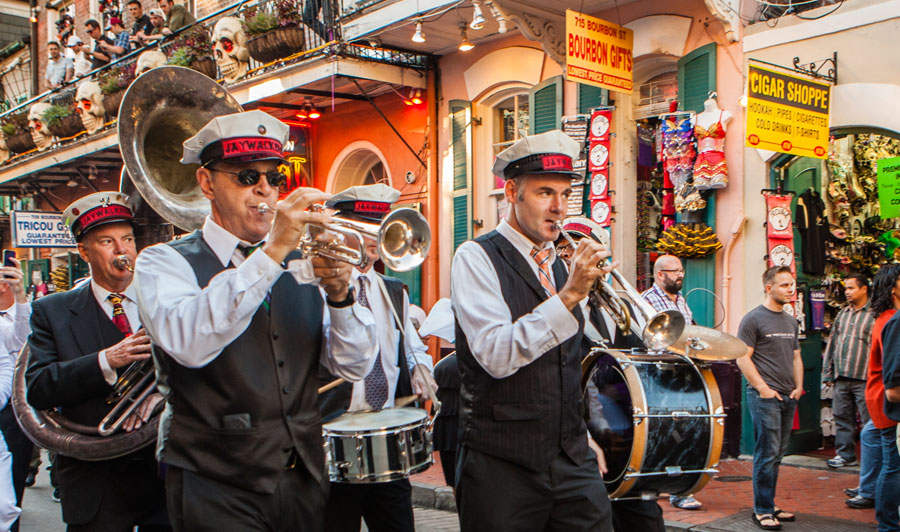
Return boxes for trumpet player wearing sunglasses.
[451,130,613,532]
[133,110,378,532]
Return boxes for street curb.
[664,520,694,531]
[412,481,457,513]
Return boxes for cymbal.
[667,325,748,360]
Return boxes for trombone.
[554,222,686,351]
[256,203,431,273]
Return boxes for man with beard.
[640,254,702,511]
[735,265,803,531]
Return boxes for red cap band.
[564,222,592,237]
[221,137,284,161]
[541,154,574,172]
[354,201,391,214]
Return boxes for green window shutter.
[529,75,563,134]
[677,42,717,328]
[450,99,472,252]
[677,42,717,113]
[577,83,608,114]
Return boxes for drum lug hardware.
[632,407,644,424]
[714,406,726,425]
[671,411,690,418]
[665,466,683,476]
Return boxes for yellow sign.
[565,10,633,94]
[745,61,831,159]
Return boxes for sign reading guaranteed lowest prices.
[745,61,831,159]
[565,10,633,94]
[12,211,76,248]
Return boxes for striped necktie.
[107,293,133,336]
[530,247,556,296]
[359,277,389,410]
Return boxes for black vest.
[455,231,587,471]
[318,275,412,420]
[152,231,325,493]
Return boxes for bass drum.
[582,349,725,500]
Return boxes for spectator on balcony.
[68,37,92,78]
[303,0,330,41]
[45,41,74,89]
[127,0,154,46]
[135,8,166,45]
[84,19,114,70]
[158,0,196,36]
[104,17,132,60]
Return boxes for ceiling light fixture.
[458,23,474,52]
[410,89,423,105]
[470,2,486,30]
[87,166,98,180]
[66,177,78,187]
[411,21,426,43]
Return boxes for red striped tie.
[530,248,556,296]
[107,293,133,336]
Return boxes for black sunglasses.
[211,167,286,188]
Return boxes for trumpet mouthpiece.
[113,255,134,272]
[257,203,272,214]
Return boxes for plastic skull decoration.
[136,50,167,75]
[212,17,249,83]
[75,81,106,134]
[28,102,53,151]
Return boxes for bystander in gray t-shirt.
[737,305,800,395]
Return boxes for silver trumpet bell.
[257,203,431,273]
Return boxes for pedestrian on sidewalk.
[824,273,874,469]
[850,265,900,531]
[736,266,803,531]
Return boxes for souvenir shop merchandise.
[693,96,732,190]
[661,113,705,212]
[796,189,828,276]
[656,222,722,259]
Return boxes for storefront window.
[493,94,529,157]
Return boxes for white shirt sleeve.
[318,297,378,382]
[450,240,579,379]
[0,350,12,410]
[401,290,432,373]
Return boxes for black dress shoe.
[845,487,859,497]
[846,495,875,509]
[23,471,35,488]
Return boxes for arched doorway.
[327,142,391,193]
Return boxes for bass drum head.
[583,351,635,494]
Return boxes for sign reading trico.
[745,61,831,159]
[565,10,633,94]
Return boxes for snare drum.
[323,407,433,483]
[582,349,724,500]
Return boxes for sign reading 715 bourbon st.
[565,9,633,94]
[745,60,831,159]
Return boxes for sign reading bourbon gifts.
[565,10,633,94]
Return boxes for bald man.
[640,255,701,510]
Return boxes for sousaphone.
[12,67,243,460]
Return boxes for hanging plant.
[96,63,136,96]
[241,9,279,37]
[41,104,73,127]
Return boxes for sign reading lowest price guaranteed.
[745,61,831,159]
[565,10,633,94]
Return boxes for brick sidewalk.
[410,454,878,528]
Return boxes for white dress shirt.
[450,219,579,379]
[134,216,377,380]
[90,280,141,384]
[0,301,31,362]
[347,268,432,411]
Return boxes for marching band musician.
[320,183,437,532]
[25,192,170,531]
[451,130,613,531]
[556,217,666,532]
[133,110,378,532]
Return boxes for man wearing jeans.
[823,273,874,469]
[736,265,804,531]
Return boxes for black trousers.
[324,479,414,532]
[166,465,325,532]
[456,446,612,532]
[439,450,456,488]
[610,499,665,532]
[0,404,33,532]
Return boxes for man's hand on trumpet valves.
[262,186,333,265]
[558,239,615,310]
[105,329,152,369]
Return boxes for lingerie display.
[661,115,705,212]
[693,111,728,190]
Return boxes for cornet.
[256,202,431,273]
[113,255,134,272]
[554,222,686,351]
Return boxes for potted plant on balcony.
[43,104,86,138]
[97,63,136,119]
[0,112,36,154]
[241,0,306,64]
[167,29,217,79]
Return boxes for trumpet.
[554,222,686,351]
[256,203,430,273]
